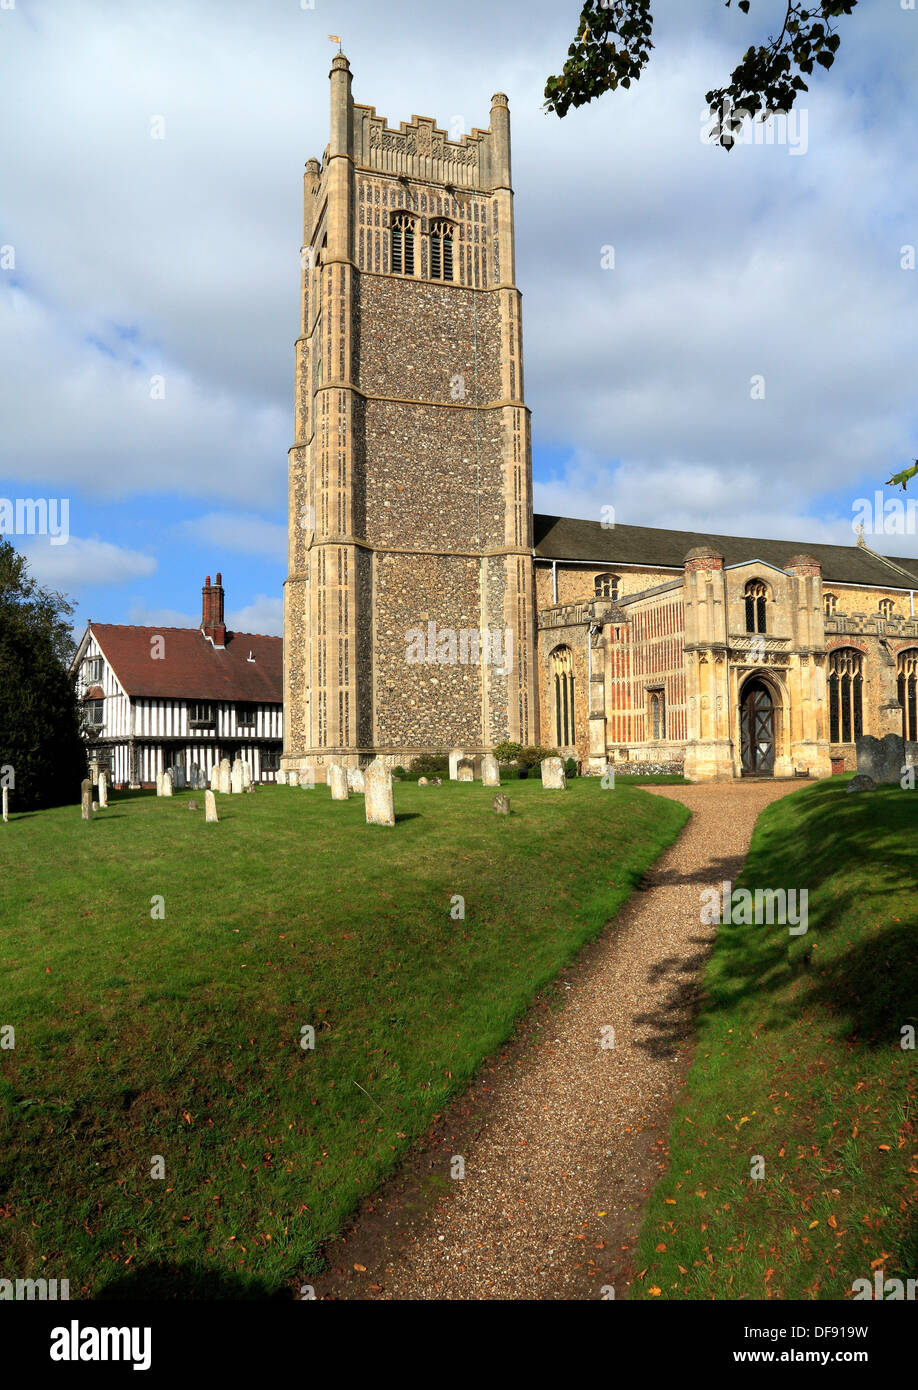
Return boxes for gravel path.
[314,780,800,1301]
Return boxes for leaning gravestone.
[541,757,566,789]
[98,771,109,808]
[218,758,232,795]
[457,759,475,783]
[231,760,244,795]
[81,778,93,820]
[364,759,395,827]
[856,733,905,786]
[205,790,219,822]
[493,794,510,815]
[481,754,500,787]
[161,770,174,797]
[347,766,365,794]
[328,764,349,800]
[448,749,466,781]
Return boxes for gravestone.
[230,759,244,795]
[364,759,395,827]
[276,769,287,785]
[493,794,510,815]
[168,764,186,791]
[188,799,199,811]
[92,801,99,814]
[480,754,500,787]
[328,764,349,800]
[457,759,475,782]
[98,771,109,808]
[431,777,443,786]
[161,770,174,797]
[846,773,877,795]
[448,749,466,781]
[856,733,905,786]
[81,779,93,820]
[156,772,164,797]
[347,766,365,793]
[241,762,252,790]
[2,787,8,823]
[418,776,429,786]
[205,790,219,822]
[541,757,566,789]
[218,758,231,795]
[189,764,205,790]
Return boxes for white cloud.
[22,536,157,589]
[176,512,287,561]
[226,596,283,637]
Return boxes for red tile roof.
[90,625,282,703]
[82,685,105,700]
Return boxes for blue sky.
[1,0,916,638]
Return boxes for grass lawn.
[0,777,687,1299]
[632,777,917,1300]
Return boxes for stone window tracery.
[551,645,575,748]
[828,647,863,744]
[897,649,918,742]
[744,579,768,634]
[594,573,620,601]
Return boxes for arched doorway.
[740,677,775,776]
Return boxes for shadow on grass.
[92,1262,293,1300]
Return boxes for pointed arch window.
[828,647,864,744]
[823,592,837,616]
[551,646,575,748]
[390,213,416,276]
[649,688,666,740]
[897,648,918,741]
[429,220,454,281]
[745,580,768,634]
[879,598,894,619]
[594,573,620,601]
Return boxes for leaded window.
[897,649,918,742]
[649,689,666,740]
[745,580,768,634]
[551,646,575,748]
[828,648,863,744]
[594,573,620,601]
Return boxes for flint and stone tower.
[283,55,538,776]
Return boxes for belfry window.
[744,580,768,634]
[879,598,894,619]
[828,648,863,744]
[823,593,837,616]
[594,573,620,601]
[430,221,454,281]
[391,213,416,276]
[897,649,918,741]
[551,646,575,748]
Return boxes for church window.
[744,580,768,634]
[828,648,863,743]
[594,573,620,600]
[897,649,918,742]
[391,213,416,275]
[551,646,575,747]
[649,688,666,740]
[430,221,454,281]
[879,598,894,619]
[823,593,837,616]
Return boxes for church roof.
[88,625,283,703]
[532,515,918,589]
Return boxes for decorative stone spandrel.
[541,757,566,789]
[364,759,395,827]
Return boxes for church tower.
[283,55,538,776]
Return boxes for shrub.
[517,745,560,770]
[406,753,450,781]
[564,757,578,778]
[492,740,524,765]
[391,766,407,781]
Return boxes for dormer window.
[594,573,620,601]
[83,656,103,683]
[391,213,416,276]
[430,220,454,281]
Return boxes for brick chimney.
[201,572,226,648]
